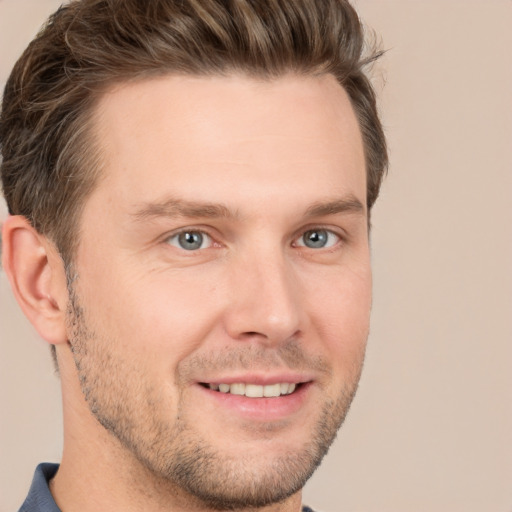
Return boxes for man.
[1,0,387,511]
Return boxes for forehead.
[89,73,365,211]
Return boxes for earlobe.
[2,215,69,346]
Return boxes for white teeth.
[263,383,281,397]
[230,383,246,395]
[245,384,263,397]
[208,382,298,397]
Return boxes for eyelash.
[164,229,216,251]
[293,228,342,250]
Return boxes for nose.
[222,250,305,346]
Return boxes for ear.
[2,215,69,346]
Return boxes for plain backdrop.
[1,1,511,511]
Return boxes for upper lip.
[198,372,314,386]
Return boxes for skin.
[3,73,371,512]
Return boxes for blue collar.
[19,463,61,512]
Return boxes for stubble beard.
[66,281,365,510]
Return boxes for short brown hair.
[1,0,387,264]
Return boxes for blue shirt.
[18,463,317,512]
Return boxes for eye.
[166,230,213,251]
[296,229,340,249]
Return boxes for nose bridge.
[225,243,303,344]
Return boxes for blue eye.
[298,229,339,249]
[167,231,212,251]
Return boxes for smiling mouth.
[200,382,300,398]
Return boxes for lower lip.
[197,383,312,421]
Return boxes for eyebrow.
[304,196,365,218]
[131,197,237,222]
[131,195,365,222]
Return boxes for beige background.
[1,1,511,511]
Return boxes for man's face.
[67,73,371,509]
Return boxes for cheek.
[306,264,372,365]
[83,265,224,363]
